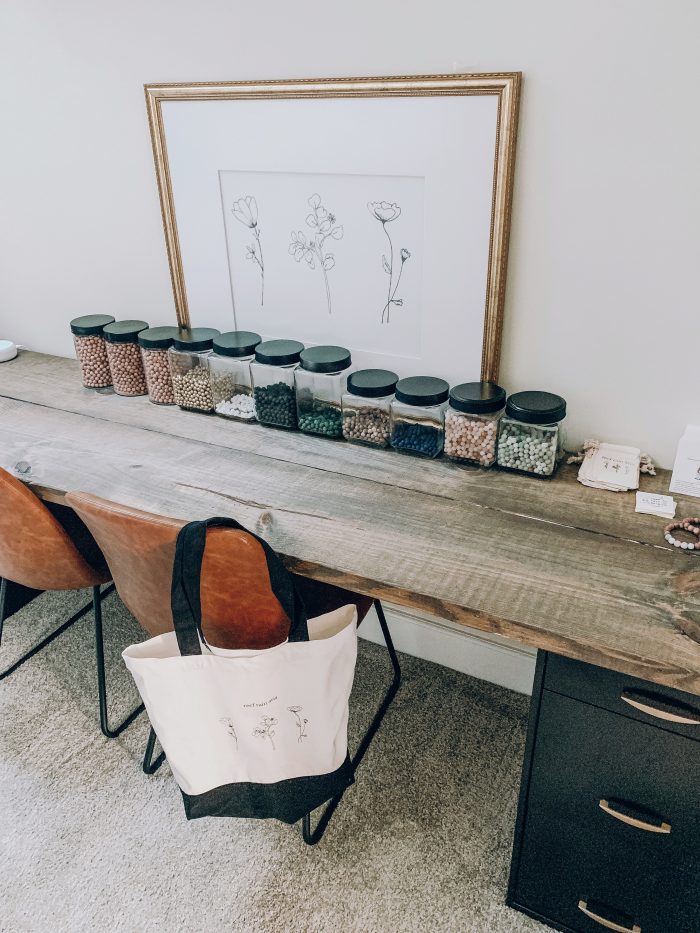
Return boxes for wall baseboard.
[359,603,537,696]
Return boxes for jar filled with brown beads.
[70,314,115,389]
[138,326,179,405]
[167,328,220,413]
[444,381,506,467]
[103,320,149,396]
[341,369,398,448]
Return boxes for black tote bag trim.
[181,755,355,824]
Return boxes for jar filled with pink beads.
[444,382,506,467]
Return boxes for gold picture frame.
[145,73,521,381]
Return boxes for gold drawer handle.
[578,900,641,932]
[620,689,700,725]
[599,798,671,834]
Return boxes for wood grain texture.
[2,351,700,693]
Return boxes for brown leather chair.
[0,468,142,739]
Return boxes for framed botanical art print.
[145,73,520,383]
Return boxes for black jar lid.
[138,326,180,349]
[172,327,220,352]
[299,345,352,373]
[449,381,506,414]
[255,339,304,366]
[347,368,399,398]
[70,314,115,336]
[395,376,449,407]
[103,320,149,343]
[213,330,262,358]
[505,390,567,424]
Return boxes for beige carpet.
[0,588,547,933]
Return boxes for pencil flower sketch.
[232,196,265,306]
[288,705,309,743]
[289,194,343,314]
[253,715,277,751]
[219,717,238,747]
[368,201,411,323]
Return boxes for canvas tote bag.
[123,517,358,824]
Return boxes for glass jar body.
[140,347,175,405]
[167,347,214,412]
[295,369,348,438]
[73,334,112,389]
[251,362,298,429]
[209,353,256,421]
[341,393,393,447]
[390,399,447,458]
[105,339,147,396]
[497,417,565,477]
[444,406,504,467]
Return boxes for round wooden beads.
[342,407,391,447]
[664,518,700,551]
[141,348,175,405]
[172,368,214,412]
[105,341,147,396]
[73,335,112,388]
[444,410,499,466]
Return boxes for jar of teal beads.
[295,346,352,438]
[497,391,567,477]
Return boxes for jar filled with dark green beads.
[250,339,304,429]
[295,345,352,438]
[390,376,449,458]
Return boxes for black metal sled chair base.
[142,726,166,774]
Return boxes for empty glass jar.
[497,391,567,477]
[295,346,352,438]
[70,314,115,389]
[103,320,149,396]
[342,369,398,447]
[390,376,449,458]
[209,331,261,421]
[251,339,304,429]
[138,326,179,405]
[167,328,220,413]
[444,382,506,467]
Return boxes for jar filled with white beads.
[209,331,261,422]
[497,391,567,477]
[444,381,506,467]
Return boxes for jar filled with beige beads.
[103,319,149,396]
[167,328,220,413]
[444,382,506,467]
[138,326,179,405]
[341,369,398,448]
[70,314,115,389]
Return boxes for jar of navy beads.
[444,381,506,467]
[167,328,220,413]
[295,345,352,438]
[251,339,304,429]
[209,331,261,422]
[497,391,567,477]
[342,369,398,448]
[103,320,149,396]
[390,376,449,458]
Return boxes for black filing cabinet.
[508,652,700,933]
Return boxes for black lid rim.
[300,345,352,373]
[172,327,221,352]
[213,330,262,357]
[347,368,399,398]
[395,376,449,407]
[138,326,181,349]
[103,320,150,343]
[505,390,567,424]
[449,381,507,414]
[255,339,305,366]
[70,314,116,336]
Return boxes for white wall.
[1,0,698,469]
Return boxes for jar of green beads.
[295,345,352,438]
[250,339,304,429]
[497,391,567,477]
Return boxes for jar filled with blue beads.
[295,345,352,438]
[496,390,567,477]
[390,376,449,458]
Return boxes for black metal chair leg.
[93,584,145,738]
[142,727,166,774]
[0,577,98,682]
[301,598,402,845]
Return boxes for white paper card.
[635,492,676,518]
[669,426,700,499]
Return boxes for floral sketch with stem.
[288,706,308,743]
[219,717,238,748]
[232,196,265,306]
[253,715,277,751]
[289,194,343,314]
[368,201,411,324]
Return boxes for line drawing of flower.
[289,194,343,314]
[232,196,265,307]
[288,705,309,743]
[368,200,411,324]
[219,717,238,747]
[253,715,277,751]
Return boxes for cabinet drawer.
[527,691,700,870]
[544,654,700,742]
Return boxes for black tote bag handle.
[171,517,309,656]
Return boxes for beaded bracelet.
[664,518,700,551]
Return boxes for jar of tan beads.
[444,381,506,467]
[138,326,179,405]
[70,314,115,389]
[167,328,220,413]
[341,369,398,448]
[103,320,149,396]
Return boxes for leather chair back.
[0,468,109,591]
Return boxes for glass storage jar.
[295,345,352,438]
[251,339,304,429]
[103,320,149,396]
[390,376,449,458]
[497,390,567,477]
[341,369,398,448]
[70,314,115,388]
[444,381,506,467]
[138,326,179,405]
[167,328,220,412]
[209,331,261,421]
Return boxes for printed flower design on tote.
[288,706,309,742]
[289,194,343,314]
[368,201,411,324]
[231,196,265,307]
[219,717,238,747]
[253,715,277,751]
